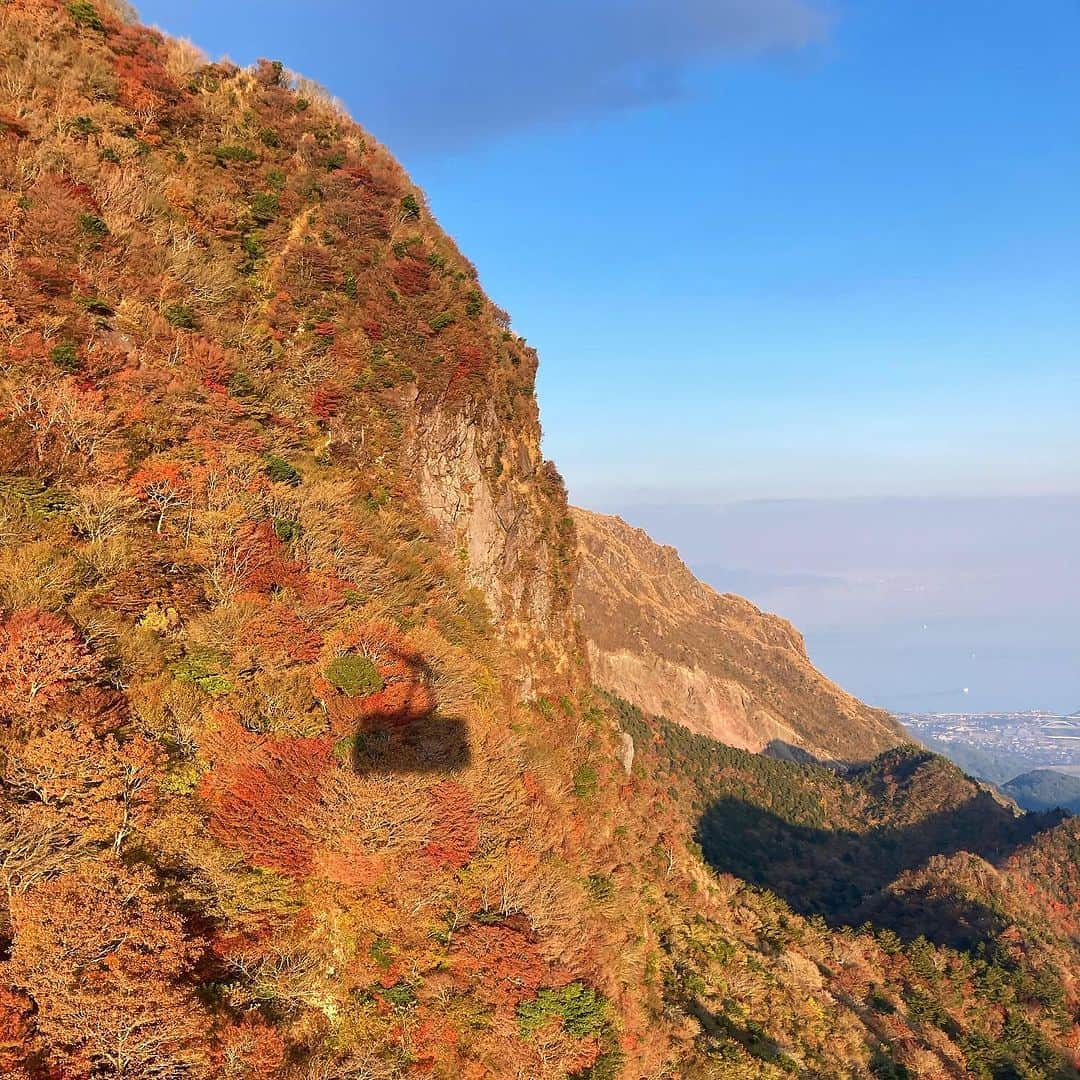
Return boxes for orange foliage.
[200,736,333,878]
[0,608,100,723]
[422,780,479,869]
[216,1016,287,1080]
[8,859,210,1077]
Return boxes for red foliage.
[0,987,33,1072]
[391,256,431,296]
[315,845,387,893]
[359,680,437,728]
[127,461,206,532]
[230,521,300,595]
[64,686,130,736]
[184,337,237,391]
[453,917,570,1013]
[237,602,321,665]
[0,608,100,722]
[422,781,479,869]
[200,736,332,878]
[310,381,344,420]
[17,257,75,298]
[446,345,489,401]
[109,22,198,127]
[0,111,29,140]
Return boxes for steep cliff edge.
[573,507,908,761]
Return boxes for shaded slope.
[1004,769,1080,814]
[574,507,907,762]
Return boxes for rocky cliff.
[574,507,908,762]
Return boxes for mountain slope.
[574,507,907,762]
[2,4,1080,1079]
[1004,769,1080,814]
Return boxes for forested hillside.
[1004,770,1080,814]
[1,2,1078,1078]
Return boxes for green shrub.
[573,763,598,798]
[213,144,257,165]
[466,289,483,317]
[266,169,286,191]
[369,936,393,969]
[72,116,99,136]
[379,982,416,1008]
[324,655,383,697]
[67,1,104,30]
[584,873,614,902]
[518,983,608,1038]
[75,294,113,316]
[869,1051,911,1080]
[263,455,301,486]
[160,758,210,796]
[324,149,346,171]
[78,213,108,238]
[272,518,298,543]
[240,232,264,264]
[429,312,455,332]
[50,341,80,373]
[163,303,197,329]
[227,371,256,398]
[400,193,420,220]
[173,648,232,695]
[259,127,280,148]
[571,1049,626,1080]
[250,191,279,224]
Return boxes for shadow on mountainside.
[694,794,1062,950]
[344,712,471,774]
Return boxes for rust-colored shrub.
[199,736,332,878]
[422,780,478,869]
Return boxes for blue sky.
[135,0,1080,505]
[135,0,1079,713]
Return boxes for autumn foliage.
[0,2,1078,1078]
[199,736,332,878]
[0,608,100,723]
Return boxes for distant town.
[900,711,1080,781]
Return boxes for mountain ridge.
[573,506,908,763]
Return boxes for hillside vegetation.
[1,3,1079,1078]
[1003,770,1080,814]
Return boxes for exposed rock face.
[410,392,580,688]
[573,507,908,762]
